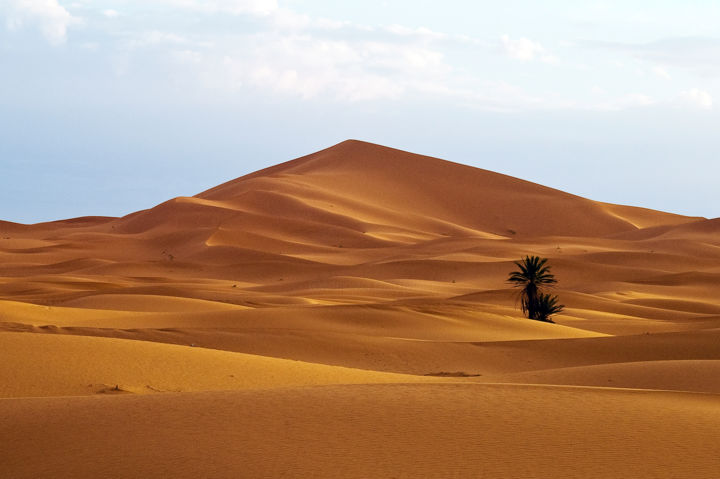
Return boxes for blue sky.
[1,0,719,223]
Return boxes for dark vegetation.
[508,255,565,323]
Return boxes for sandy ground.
[1,140,719,478]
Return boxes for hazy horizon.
[2,0,719,223]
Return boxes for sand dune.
[492,359,720,393]
[0,332,435,398]
[2,384,719,479]
[59,293,246,312]
[198,140,697,239]
[2,140,719,477]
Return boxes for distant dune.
[1,140,718,478]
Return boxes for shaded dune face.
[1,140,719,478]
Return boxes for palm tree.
[534,293,565,323]
[507,255,557,321]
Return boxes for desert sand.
[1,140,719,478]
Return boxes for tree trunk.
[526,283,538,320]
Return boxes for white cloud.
[112,15,664,113]
[157,0,278,15]
[678,88,713,109]
[124,31,189,49]
[3,0,78,45]
[592,93,656,111]
[103,9,119,18]
[213,34,434,102]
[619,93,655,108]
[501,34,546,61]
[652,66,670,79]
[587,37,720,77]
[172,49,203,65]
[587,88,715,112]
[186,32,564,111]
[55,3,678,113]
[385,24,446,41]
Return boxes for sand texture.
[1,140,719,478]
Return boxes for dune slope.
[2,384,719,479]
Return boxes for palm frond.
[507,256,557,286]
[535,293,565,323]
[507,255,560,321]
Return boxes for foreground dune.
[2,384,718,479]
[1,140,719,477]
[0,332,435,398]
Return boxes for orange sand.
[1,140,718,478]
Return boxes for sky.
[1,0,719,223]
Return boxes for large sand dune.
[1,140,718,477]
